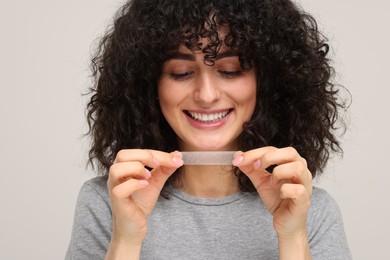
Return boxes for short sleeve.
[308,187,353,260]
[65,178,112,260]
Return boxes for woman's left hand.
[233,146,312,238]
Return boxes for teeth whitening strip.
[181,151,236,165]
[181,151,276,173]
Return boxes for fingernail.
[174,151,183,158]
[139,180,149,186]
[172,156,184,166]
[232,155,244,166]
[253,159,262,169]
[145,169,152,178]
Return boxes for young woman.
[66,0,352,259]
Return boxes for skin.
[106,149,184,259]
[158,45,257,151]
[105,45,313,259]
[233,147,312,259]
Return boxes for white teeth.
[187,110,230,122]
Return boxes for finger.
[114,149,160,168]
[232,147,277,189]
[232,147,277,175]
[272,161,312,190]
[248,146,306,177]
[109,150,183,191]
[109,161,152,184]
[260,147,304,168]
[148,151,183,190]
[111,178,149,201]
[147,150,183,170]
[280,183,311,213]
[265,164,278,174]
[115,149,183,168]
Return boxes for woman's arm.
[278,232,311,260]
[105,149,183,259]
[105,237,142,260]
[234,146,312,260]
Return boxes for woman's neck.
[174,165,240,198]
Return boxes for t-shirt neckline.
[166,185,247,206]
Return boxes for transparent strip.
[181,151,236,165]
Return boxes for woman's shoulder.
[66,177,111,259]
[77,176,109,206]
[308,186,345,228]
[83,176,108,190]
[307,188,352,258]
[310,186,339,211]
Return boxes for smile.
[184,109,232,123]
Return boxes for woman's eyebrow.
[215,50,238,60]
[166,52,195,61]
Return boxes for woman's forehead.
[168,43,236,59]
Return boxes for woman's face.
[158,45,257,151]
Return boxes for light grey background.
[0,0,389,259]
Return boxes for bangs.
[161,10,253,69]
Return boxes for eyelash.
[169,71,193,80]
[169,70,243,80]
[219,70,243,78]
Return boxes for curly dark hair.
[86,0,348,191]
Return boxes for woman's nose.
[193,74,221,105]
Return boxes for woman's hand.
[233,146,312,258]
[107,149,183,248]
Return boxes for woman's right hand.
[107,149,183,246]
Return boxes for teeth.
[187,110,230,122]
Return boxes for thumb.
[148,151,183,191]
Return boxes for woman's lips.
[185,109,232,122]
[184,109,233,130]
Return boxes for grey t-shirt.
[65,177,352,259]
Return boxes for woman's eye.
[169,71,193,80]
[219,70,243,78]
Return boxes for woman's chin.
[182,139,236,151]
